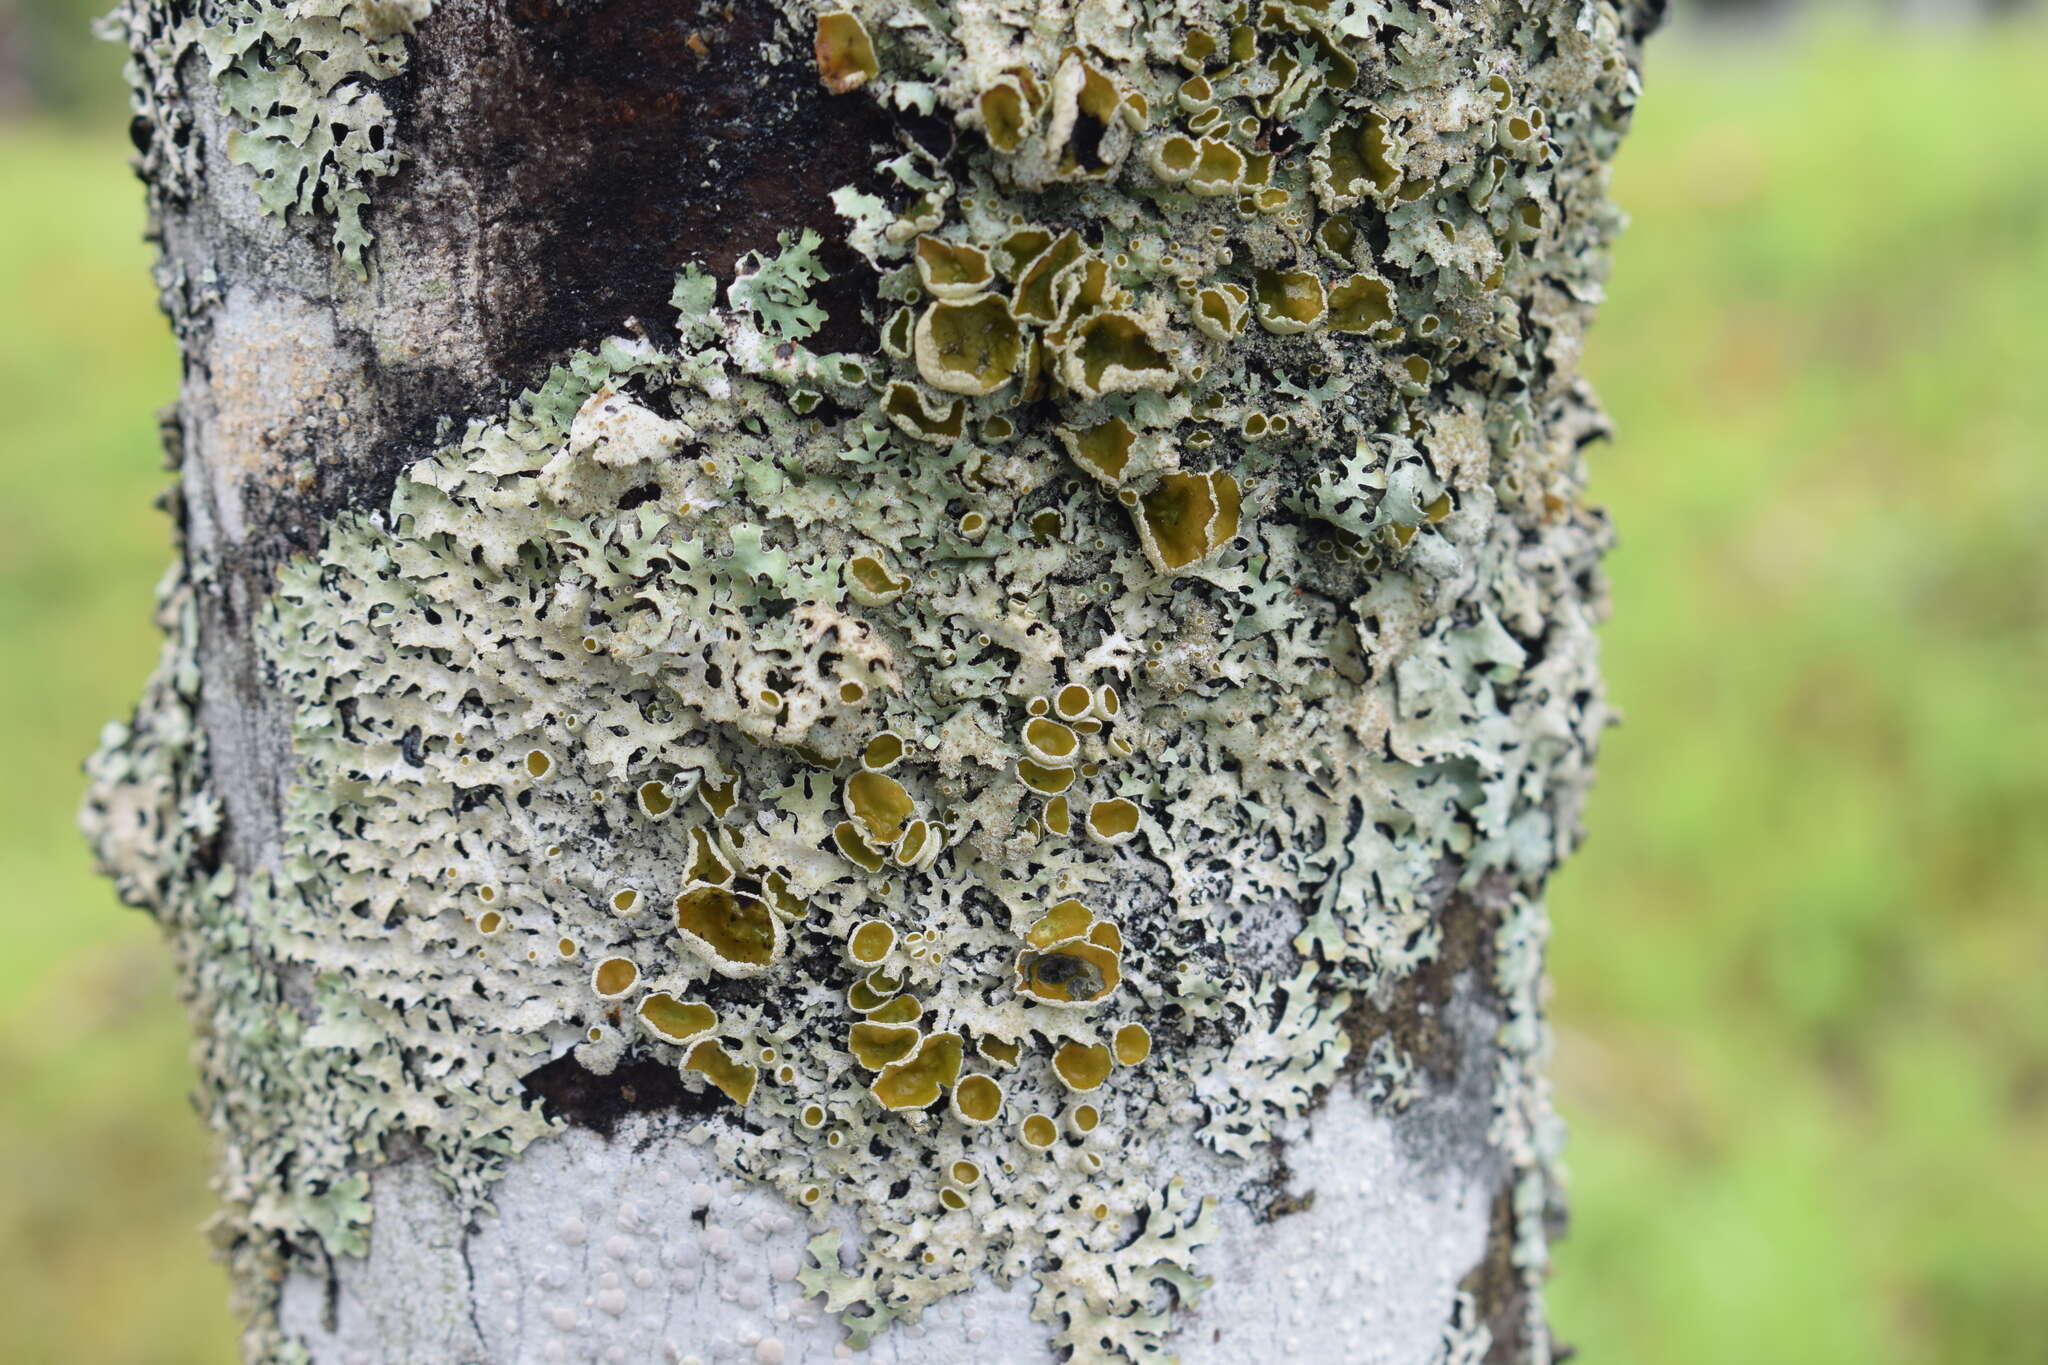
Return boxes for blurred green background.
[2,8,2044,1363]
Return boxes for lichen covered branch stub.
[86,0,1649,1359]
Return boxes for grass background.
[1,19,2043,1363]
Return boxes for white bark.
[279,1060,1500,1364]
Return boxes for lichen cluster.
[90,0,1644,1359]
[100,0,432,274]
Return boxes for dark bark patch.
[400,0,897,383]
[1461,1181,1560,1364]
[1264,1186,1317,1219]
[1339,868,1512,1088]
[520,1050,727,1136]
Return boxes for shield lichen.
[871,1031,966,1110]
[89,0,1647,1357]
[953,1073,1006,1124]
[638,992,718,1044]
[813,10,878,94]
[685,1039,759,1106]
[674,885,784,976]
[102,0,433,274]
[915,294,1027,395]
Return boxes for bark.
[84,1,1658,1361]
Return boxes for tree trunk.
[84,1,1657,1360]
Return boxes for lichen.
[103,0,433,275]
[88,0,1647,1358]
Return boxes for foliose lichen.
[88,0,1645,1358]
[100,0,432,275]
